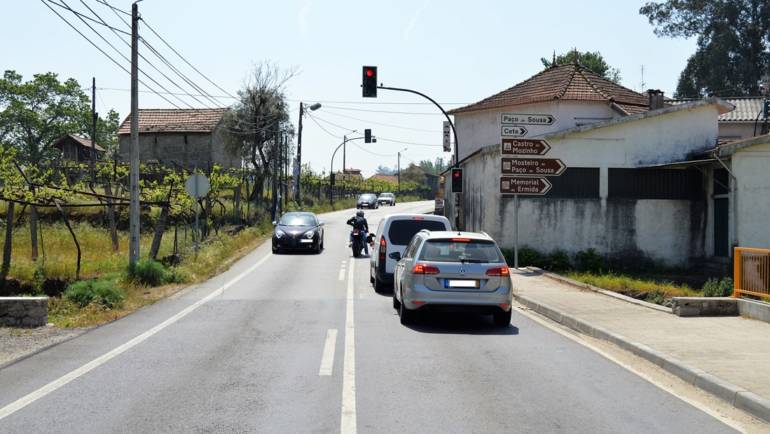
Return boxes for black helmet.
[356,210,364,217]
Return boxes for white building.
[443,63,770,268]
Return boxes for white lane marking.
[0,253,272,422]
[338,268,346,281]
[340,259,357,434]
[319,329,338,376]
[515,305,747,433]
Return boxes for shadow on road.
[404,311,520,336]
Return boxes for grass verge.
[566,271,699,305]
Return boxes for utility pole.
[271,130,279,221]
[295,102,304,204]
[129,2,140,267]
[397,151,401,193]
[343,134,346,172]
[91,77,98,182]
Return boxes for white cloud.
[403,0,431,41]
[298,0,313,35]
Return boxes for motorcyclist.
[347,210,369,255]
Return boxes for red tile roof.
[51,134,106,152]
[449,63,650,115]
[118,108,228,134]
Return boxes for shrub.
[575,248,605,273]
[129,259,168,286]
[64,279,125,309]
[546,250,571,271]
[702,277,734,297]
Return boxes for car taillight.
[379,237,387,260]
[486,266,510,276]
[412,264,440,275]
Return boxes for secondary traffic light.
[362,66,377,98]
[451,168,463,193]
[764,99,770,119]
[364,128,372,143]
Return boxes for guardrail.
[734,247,770,299]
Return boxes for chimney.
[647,89,665,110]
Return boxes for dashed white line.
[340,259,357,434]
[319,329,338,376]
[338,267,346,281]
[0,253,272,422]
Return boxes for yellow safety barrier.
[734,247,770,299]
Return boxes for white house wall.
[734,142,770,249]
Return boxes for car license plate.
[446,280,478,288]
[300,239,313,243]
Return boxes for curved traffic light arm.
[378,85,459,167]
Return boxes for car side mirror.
[272,221,277,226]
[319,221,325,226]
[389,252,401,261]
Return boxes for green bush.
[64,279,125,308]
[702,277,734,297]
[546,250,571,271]
[575,248,605,273]
[129,259,168,286]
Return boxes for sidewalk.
[511,269,770,423]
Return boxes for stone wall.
[0,297,48,327]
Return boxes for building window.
[545,168,600,198]
[608,168,703,200]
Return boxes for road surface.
[0,201,740,433]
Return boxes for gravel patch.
[0,325,86,368]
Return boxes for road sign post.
[185,174,210,253]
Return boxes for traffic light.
[451,168,463,193]
[764,99,770,119]
[362,66,377,98]
[364,128,372,143]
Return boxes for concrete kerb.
[526,267,673,314]
[513,291,770,423]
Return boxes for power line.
[377,137,443,148]
[76,0,214,108]
[321,108,441,133]
[93,0,129,16]
[40,0,182,108]
[352,142,397,158]
[46,0,130,35]
[97,87,236,99]
[321,104,446,116]
[305,112,347,139]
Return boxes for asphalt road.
[0,201,739,433]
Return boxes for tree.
[541,50,622,83]
[400,164,427,185]
[0,71,119,260]
[375,165,396,175]
[640,1,770,97]
[418,157,449,175]
[222,62,294,205]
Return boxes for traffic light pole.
[329,136,365,205]
[377,85,461,228]
[295,102,304,204]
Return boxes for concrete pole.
[295,102,304,204]
[91,77,97,181]
[129,2,140,266]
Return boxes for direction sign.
[501,126,528,137]
[501,138,551,155]
[185,173,210,199]
[442,121,451,152]
[501,113,556,126]
[501,158,566,176]
[500,176,552,195]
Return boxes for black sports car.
[272,212,325,254]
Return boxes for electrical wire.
[286,98,469,106]
[305,113,346,139]
[96,87,236,99]
[320,108,441,133]
[321,105,446,116]
[307,113,443,147]
[93,0,129,16]
[351,142,397,158]
[47,0,130,34]
[76,0,215,108]
[39,0,182,109]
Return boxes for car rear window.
[418,239,503,263]
[387,219,447,245]
[359,194,376,200]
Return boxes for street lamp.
[295,101,321,205]
[397,148,407,193]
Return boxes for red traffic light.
[365,68,374,78]
[453,171,461,178]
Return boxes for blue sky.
[2,0,697,176]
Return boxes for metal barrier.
[734,247,770,299]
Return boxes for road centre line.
[338,267,346,281]
[340,259,357,434]
[319,329,338,376]
[0,253,273,422]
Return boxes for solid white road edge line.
[0,253,272,422]
[319,329,338,376]
[340,259,357,434]
[514,306,747,433]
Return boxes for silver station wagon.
[391,230,513,327]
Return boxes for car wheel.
[493,309,512,327]
[315,240,322,254]
[373,274,386,294]
[272,245,280,254]
[392,291,400,310]
[398,291,414,325]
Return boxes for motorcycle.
[351,229,365,257]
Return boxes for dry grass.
[567,271,699,303]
